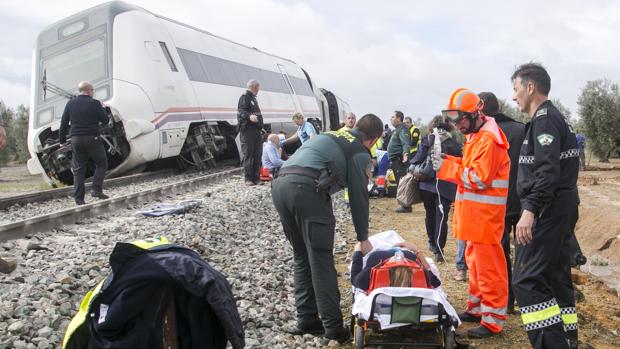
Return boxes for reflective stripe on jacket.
[437,117,510,244]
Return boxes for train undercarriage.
[36,111,239,186]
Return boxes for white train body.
[27,1,351,184]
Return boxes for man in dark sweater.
[237,79,264,185]
[478,92,525,313]
[59,81,109,205]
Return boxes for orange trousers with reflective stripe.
[465,241,508,333]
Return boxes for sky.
[1,0,619,124]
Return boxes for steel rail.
[0,167,242,242]
[0,169,176,210]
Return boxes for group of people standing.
[260,62,582,349]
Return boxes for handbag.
[396,173,422,207]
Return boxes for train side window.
[159,41,178,72]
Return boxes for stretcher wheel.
[354,324,365,349]
[441,325,455,349]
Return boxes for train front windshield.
[39,36,107,101]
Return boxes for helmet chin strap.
[463,112,485,134]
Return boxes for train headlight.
[37,108,54,126]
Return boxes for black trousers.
[389,157,408,186]
[271,174,343,329]
[240,129,262,182]
[502,216,517,308]
[72,135,108,201]
[419,189,451,253]
[513,192,578,349]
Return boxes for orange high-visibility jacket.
[437,117,510,244]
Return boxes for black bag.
[413,157,435,182]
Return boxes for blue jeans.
[456,240,467,270]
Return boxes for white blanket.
[350,231,461,329]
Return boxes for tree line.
[0,102,29,166]
[1,78,619,167]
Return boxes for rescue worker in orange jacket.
[431,88,510,338]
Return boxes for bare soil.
[0,163,48,197]
[336,166,620,348]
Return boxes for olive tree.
[577,79,620,162]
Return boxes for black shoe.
[395,206,412,213]
[434,253,445,263]
[91,192,109,200]
[75,199,86,205]
[467,325,495,338]
[325,325,351,343]
[458,312,481,323]
[284,318,324,335]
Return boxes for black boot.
[284,317,324,335]
[325,325,351,343]
[458,312,481,323]
[467,325,495,338]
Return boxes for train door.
[276,64,302,113]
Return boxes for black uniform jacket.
[517,100,579,216]
[237,90,263,132]
[65,243,244,349]
[59,94,109,144]
[494,113,526,219]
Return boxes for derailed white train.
[27,1,351,184]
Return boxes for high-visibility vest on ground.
[437,117,510,244]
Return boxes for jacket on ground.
[62,239,244,349]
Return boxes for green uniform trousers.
[271,173,343,329]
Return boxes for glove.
[430,150,445,171]
[408,164,415,173]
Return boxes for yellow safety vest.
[409,126,420,153]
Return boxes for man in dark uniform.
[59,81,109,205]
[237,79,264,185]
[478,91,525,314]
[271,114,383,342]
[387,111,412,213]
[511,63,580,349]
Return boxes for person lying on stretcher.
[351,241,442,291]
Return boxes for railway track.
[0,169,176,210]
[0,167,242,242]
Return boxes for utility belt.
[278,164,342,194]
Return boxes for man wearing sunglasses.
[431,88,511,338]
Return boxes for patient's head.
[390,266,412,287]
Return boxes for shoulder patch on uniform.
[535,108,547,118]
[537,133,554,146]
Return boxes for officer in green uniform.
[271,113,383,342]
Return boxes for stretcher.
[350,231,460,348]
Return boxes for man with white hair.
[59,81,110,205]
[341,112,356,130]
[237,80,264,185]
[262,133,284,177]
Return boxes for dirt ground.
[336,166,620,348]
[0,163,48,197]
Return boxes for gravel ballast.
[0,175,353,348]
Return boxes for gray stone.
[7,320,25,333]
